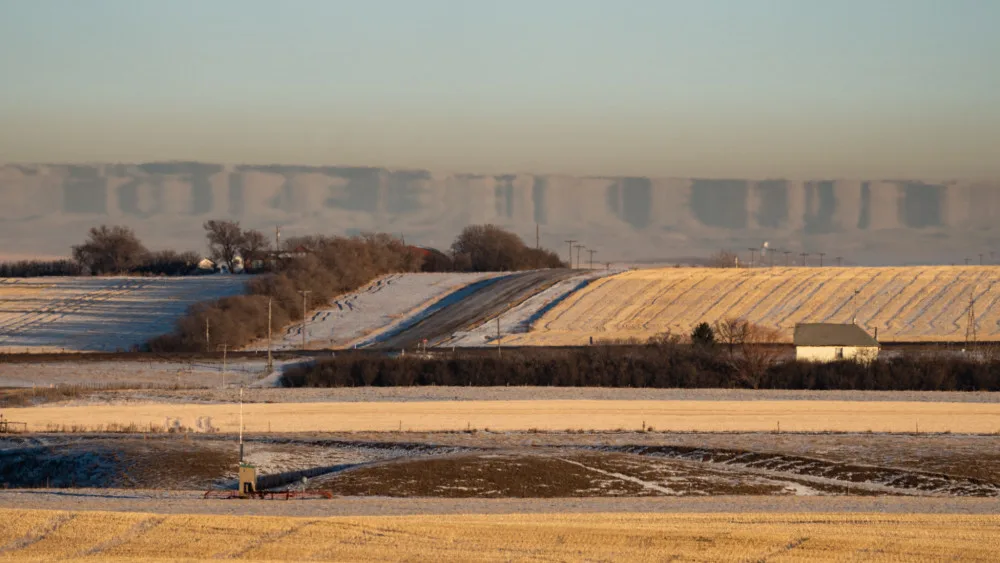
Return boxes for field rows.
[507,266,1000,345]
[9,399,1000,433]
[0,509,997,561]
[0,277,246,353]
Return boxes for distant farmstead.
[794,323,880,363]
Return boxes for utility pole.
[536,224,540,250]
[783,251,791,266]
[800,253,808,267]
[587,249,597,269]
[217,343,228,388]
[274,225,281,267]
[748,248,757,269]
[297,290,312,351]
[564,240,577,268]
[965,257,971,266]
[980,253,984,266]
[266,297,273,372]
[965,288,977,349]
[575,244,584,270]
[853,289,861,324]
[819,252,826,267]
[836,256,843,267]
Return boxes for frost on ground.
[0,277,247,353]
[255,272,500,350]
[442,270,619,347]
[0,359,285,390]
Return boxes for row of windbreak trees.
[148,233,422,352]
[148,224,566,352]
[0,223,564,277]
[282,344,1000,391]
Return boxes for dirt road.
[372,269,576,349]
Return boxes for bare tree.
[713,317,783,389]
[238,229,270,272]
[72,225,148,275]
[713,317,749,359]
[203,220,245,271]
[707,250,739,268]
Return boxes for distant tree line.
[3,222,564,278]
[282,345,1000,392]
[0,260,83,278]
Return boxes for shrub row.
[0,260,84,277]
[282,346,1000,391]
[148,234,422,352]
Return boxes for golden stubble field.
[11,399,1000,433]
[0,509,997,561]
[504,266,1000,346]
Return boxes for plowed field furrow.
[619,272,697,330]
[644,273,716,329]
[819,270,881,324]
[756,268,832,328]
[896,270,951,329]
[768,268,833,327]
[515,267,1000,344]
[915,272,972,336]
[857,270,909,325]
[0,276,247,352]
[873,270,936,337]
[675,272,756,329]
[536,276,616,332]
[740,268,809,321]
[777,268,856,327]
[603,276,678,333]
[1,288,133,339]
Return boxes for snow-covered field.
[0,359,286,389]
[442,270,620,347]
[263,273,500,350]
[0,277,247,353]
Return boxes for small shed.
[794,323,880,363]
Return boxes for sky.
[1,0,998,179]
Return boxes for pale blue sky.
[1,0,997,178]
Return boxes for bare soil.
[2,431,998,498]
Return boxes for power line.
[564,239,577,268]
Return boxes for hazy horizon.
[2,1,999,179]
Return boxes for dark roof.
[793,323,880,347]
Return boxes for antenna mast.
[239,387,245,462]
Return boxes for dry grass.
[8,399,1000,433]
[505,266,1000,345]
[0,509,998,561]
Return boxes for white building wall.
[796,345,879,362]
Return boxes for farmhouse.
[794,323,880,362]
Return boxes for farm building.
[794,323,880,363]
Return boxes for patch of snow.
[0,276,247,353]
[443,270,620,346]
[558,457,679,495]
[251,273,503,350]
